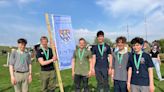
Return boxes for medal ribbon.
[78,48,85,62]
[41,47,49,60]
[98,43,105,57]
[134,51,143,70]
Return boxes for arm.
[127,67,132,91]
[9,65,16,85]
[149,68,154,92]
[38,58,54,66]
[71,58,75,79]
[108,54,113,75]
[88,58,92,77]
[92,55,96,75]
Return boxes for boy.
[9,38,32,92]
[36,36,57,92]
[72,38,92,92]
[127,37,154,92]
[112,36,128,92]
[92,30,113,92]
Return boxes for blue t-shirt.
[92,43,111,69]
[127,52,154,86]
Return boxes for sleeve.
[36,49,42,59]
[92,45,96,55]
[9,51,16,66]
[72,50,76,59]
[146,54,154,68]
[88,51,92,59]
[107,45,112,55]
[27,53,32,64]
[127,53,133,69]
[112,53,115,69]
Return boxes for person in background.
[150,45,164,81]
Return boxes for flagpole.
[45,13,64,92]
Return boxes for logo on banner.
[59,29,71,43]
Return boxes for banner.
[51,15,76,70]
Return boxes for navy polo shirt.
[36,47,55,71]
[92,43,111,69]
[127,52,154,86]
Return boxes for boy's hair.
[116,36,127,43]
[17,38,27,45]
[97,30,104,37]
[40,36,48,42]
[131,37,144,45]
[79,38,86,43]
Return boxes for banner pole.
[45,13,64,92]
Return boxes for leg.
[40,71,49,92]
[95,68,104,92]
[14,72,22,92]
[48,71,56,92]
[153,59,163,80]
[82,76,89,92]
[120,81,128,92]
[74,74,81,92]
[131,84,139,92]
[114,80,120,92]
[140,86,149,92]
[101,69,109,92]
[22,73,29,92]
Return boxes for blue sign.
[51,15,76,70]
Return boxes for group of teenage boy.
[9,30,159,92]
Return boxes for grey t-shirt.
[9,50,31,72]
[112,51,129,81]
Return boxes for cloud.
[96,0,164,42]
[96,0,163,17]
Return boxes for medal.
[119,65,122,68]
[78,48,85,63]
[117,53,123,68]
[41,47,49,60]
[134,51,143,74]
[98,43,105,60]
[136,71,139,74]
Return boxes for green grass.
[0,54,164,92]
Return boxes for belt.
[15,71,29,73]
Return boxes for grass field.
[0,53,164,92]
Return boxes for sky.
[0,0,164,46]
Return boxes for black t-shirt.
[150,51,159,58]
[127,52,154,86]
[92,43,111,69]
[36,47,54,71]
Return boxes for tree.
[158,39,164,53]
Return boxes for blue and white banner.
[51,15,76,70]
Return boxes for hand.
[88,70,92,77]
[11,76,17,85]
[91,69,95,76]
[28,74,32,84]
[108,68,112,75]
[127,82,131,92]
[149,84,154,92]
[52,56,57,61]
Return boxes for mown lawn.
[0,54,164,92]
